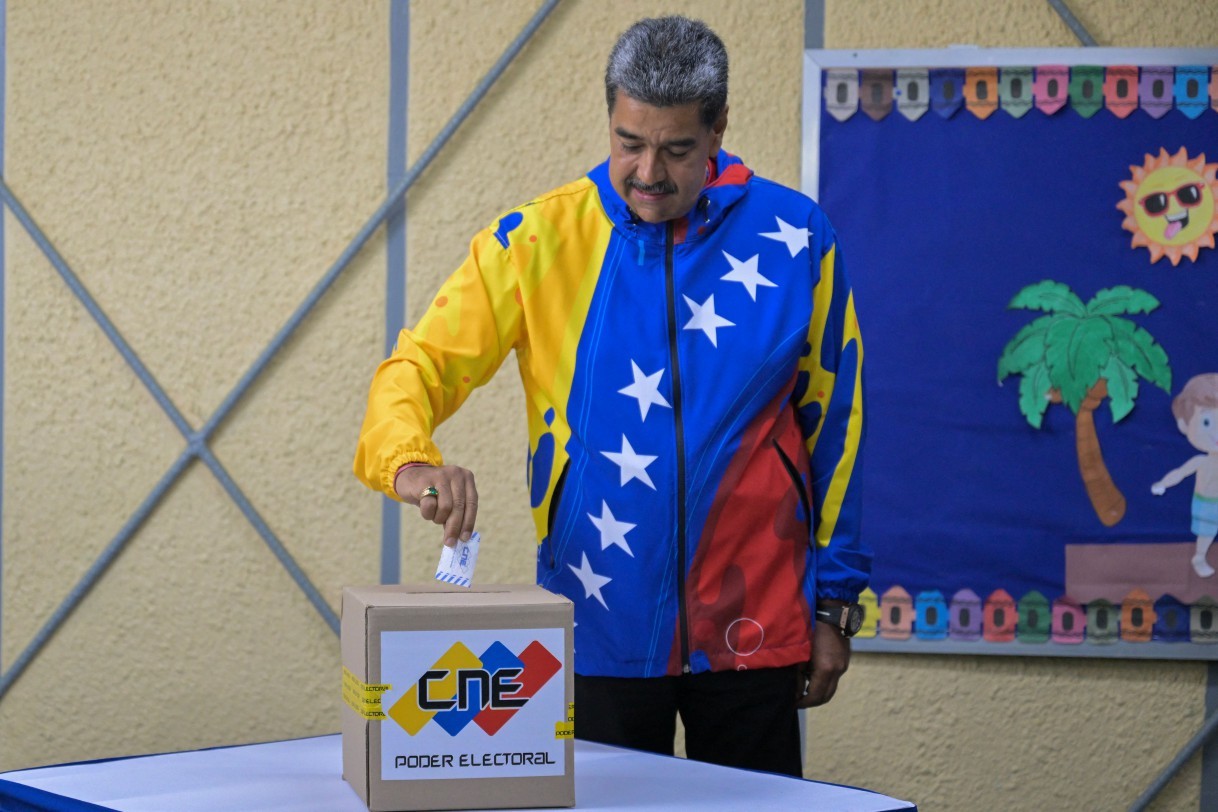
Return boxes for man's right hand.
[394,464,479,548]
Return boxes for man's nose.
[636,150,665,185]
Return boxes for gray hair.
[605,16,728,127]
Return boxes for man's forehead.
[610,95,708,139]
[612,123,699,146]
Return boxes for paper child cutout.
[1152,373,1218,577]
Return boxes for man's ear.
[710,106,729,152]
[1179,417,1189,434]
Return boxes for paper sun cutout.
[1118,147,1218,266]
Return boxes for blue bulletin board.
[803,48,1218,658]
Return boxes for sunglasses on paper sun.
[1139,183,1204,216]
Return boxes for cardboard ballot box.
[341,583,575,812]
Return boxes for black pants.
[574,666,803,777]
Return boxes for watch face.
[844,605,865,636]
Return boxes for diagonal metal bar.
[0,0,563,703]
[1129,702,1218,811]
[0,180,194,438]
[194,446,339,633]
[198,0,563,446]
[1202,663,1218,811]
[0,180,341,702]
[1047,0,1098,46]
[0,453,194,699]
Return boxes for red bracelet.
[395,462,434,481]
[394,463,434,498]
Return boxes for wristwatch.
[815,602,865,637]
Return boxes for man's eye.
[668,150,689,158]
[622,143,642,152]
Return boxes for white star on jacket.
[569,552,612,609]
[588,500,636,557]
[618,361,671,421]
[601,434,658,489]
[682,293,734,347]
[760,217,810,258]
[578,215,812,623]
[720,251,776,301]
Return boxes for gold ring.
[419,486,439,500]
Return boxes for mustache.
[628,178,677,195]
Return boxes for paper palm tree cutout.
[997,281,1172,527]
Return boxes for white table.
[1,735,915,811]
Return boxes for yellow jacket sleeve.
[353,226,523,499]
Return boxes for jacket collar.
[588,150,753,244]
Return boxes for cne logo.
[388,639,561,737]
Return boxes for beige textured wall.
[1,1,1216,811]
[1,0,388,770]
[826,0,1218,49]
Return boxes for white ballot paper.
[434,531,481,587]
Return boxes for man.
[354,15,869,777]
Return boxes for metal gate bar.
[0,0,9,679]
[381,0,411,585]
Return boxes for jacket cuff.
[816,584,865,604]
[383,451,442,499]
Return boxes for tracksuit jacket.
[354,150,870,678]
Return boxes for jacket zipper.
[772,439,813,546]
[664,221,692,674]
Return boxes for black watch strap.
[815,603,862,637]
